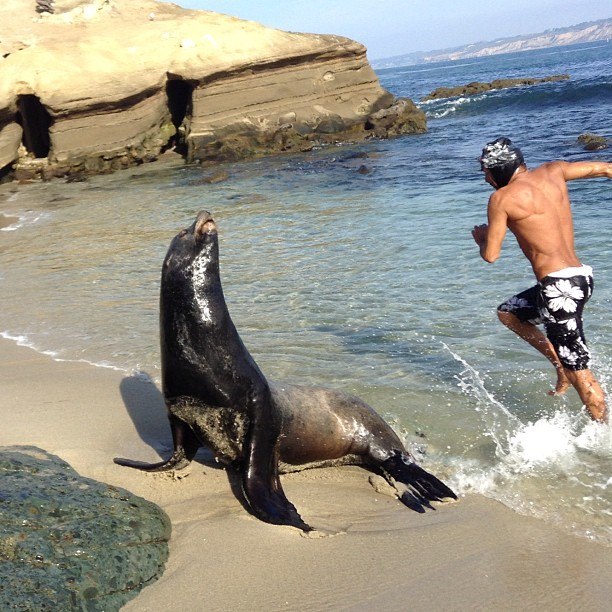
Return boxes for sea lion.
[115,211,456,531]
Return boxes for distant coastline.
[372,18,611,68]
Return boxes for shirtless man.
[472,137,611,422]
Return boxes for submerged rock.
[577,132,609,151]
[421,74,570,101]
[0,446,170,611]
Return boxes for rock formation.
[421,75,570,101]
[577,133,609,151]
[0,446,170,609]
[0,0,425,181]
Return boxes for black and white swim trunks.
[498,265,594,371]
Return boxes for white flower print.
[502,296,530,311]
[558,318,577,331]
[557,345,578,364]
[543,279,584,313]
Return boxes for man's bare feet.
[548,368,571,396]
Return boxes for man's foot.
[547,369,571,396]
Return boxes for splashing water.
[444,343,612,543]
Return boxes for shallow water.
[1,41,611,544]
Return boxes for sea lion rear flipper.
[381,451,457,510]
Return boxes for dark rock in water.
[577,132,609,151]
[35,0,54,14]
[421,74,570,101]
[0,446,171,611]
[365,98,427,137]
[189,170,230,185]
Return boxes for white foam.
[1,211,51,232]
[0,330,141,375]
[505,412,579,472]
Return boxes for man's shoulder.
[487,188,516,217]
[489,175,537,218]
[493,177,533,201]
[532,160,567,178]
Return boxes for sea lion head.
[160,209,224,329]
[162,210,219,282]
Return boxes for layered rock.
[0,0,425,180]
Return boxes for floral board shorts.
[497,265,594,371]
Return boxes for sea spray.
[443,342,521,457]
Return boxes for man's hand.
[472,223,488,247]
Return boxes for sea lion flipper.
[113,446,192,472]
[242,471,313,531]
[241,387,313,532]
[114,417,200,472]
[382,452,457,508]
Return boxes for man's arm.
[472,194,508,263]
[555,160,612,181]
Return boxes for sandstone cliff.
[0,0,425,180]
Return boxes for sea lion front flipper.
[241,386,313,532]
[381,451,457,509]
[113,447,192,472]
[242,466,312,532]
[114,415,200,472]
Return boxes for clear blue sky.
[160,1,611,59]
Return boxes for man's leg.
[564,369,607,423]
[498,311,607,422]
[497,310,570,394]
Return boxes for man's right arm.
[475,193,508,263]
[556,160,612,181]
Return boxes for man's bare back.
[477,160,611,280]
[472,137,611,422]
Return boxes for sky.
[160,1,611,59]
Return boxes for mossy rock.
[421,74,570,101]
[577,133,609,151]
[0,446,171,611]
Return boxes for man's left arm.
[556,160,612,181]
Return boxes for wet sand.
[0,214,19,230]
[1,337,610,611]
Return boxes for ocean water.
[1,42,611,544]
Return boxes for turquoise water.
[1,42,611,543]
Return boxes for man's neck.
[508,166,528,184]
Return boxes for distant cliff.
[373,19,611,69]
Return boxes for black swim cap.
[480,137,525,187]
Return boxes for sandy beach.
[0,336,610,610]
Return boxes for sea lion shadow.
[118,372,217,467]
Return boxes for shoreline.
[1,336,611,610]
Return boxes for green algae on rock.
[577,133,609,151]
[0,446,171,611]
